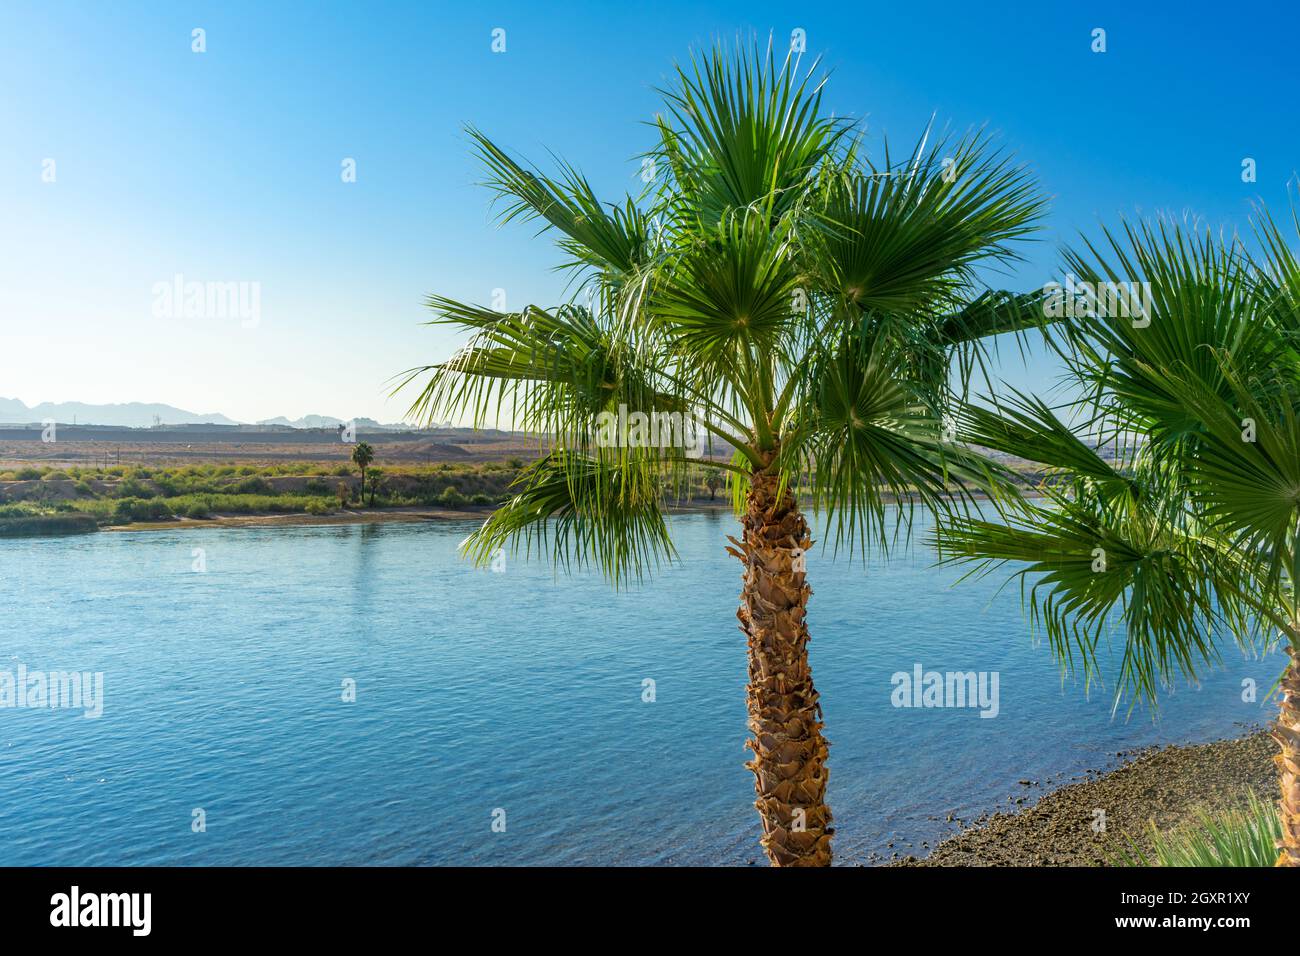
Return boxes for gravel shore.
[896,730,1277,866]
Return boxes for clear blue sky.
[2,0,1296,423]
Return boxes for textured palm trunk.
[728,463,833,866]
[1274,645,1300,866]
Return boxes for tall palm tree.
[934,213,1300,865]
[351,442,375,503]
[400,43,1045,866]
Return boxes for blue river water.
[0,511,1282,865]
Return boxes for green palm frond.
[1117,791,1282,867]
[1055,217,1291,452]
[651,207,803,367]
[809,130,1043,319]
[956,387,1136,500]
[1173,365,1300,606]
[398,299,669,438]
[785,324,1012,554]
[933,490,1231,708]
[939,289,1051,345]
[937,212,1300,709]
[940,289,1053,397]
[462,450,676,587]
[469,128,655,281]
[654,40,848,227]
[1249,204,1300,352]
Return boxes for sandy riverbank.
[885,730,1276,866]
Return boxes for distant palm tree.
[401,43,1044,865]
[934,213,1300,865]
[366,467,384,507]
[351,442,375,504]
[703,467,724,501]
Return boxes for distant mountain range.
[0,398,421,430]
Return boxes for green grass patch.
[1116,791,1281,867]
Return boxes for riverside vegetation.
[0,458,739,535]
[0,460,514,534]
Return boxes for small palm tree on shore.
[351,442,375,504]
[934,213,1300,865]
[703,467,724,501]
[401,43,1045,865]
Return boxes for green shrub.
[438,486,467,508]
[305,499,332,515]
[231,476,274,495]
[14,467,42,480]
[0,513,98,537]
[305,479,332,495]
[185,502,211,519]
[112,498,173,524]
[469,493,492,505]
[73,480,94,496]
[114,478,156,499]
[41,470,70,481]
[154,477,181,497]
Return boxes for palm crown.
[402,43,1043,579]
[933,211,1300,863]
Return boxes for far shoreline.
[102,498,739,532]
[93,491,1037,534]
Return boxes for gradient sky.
[1,0,1296,424]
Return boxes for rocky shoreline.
[892,730,1277,866]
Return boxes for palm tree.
[934,213,1300,865]
[351,442,375,504]
[703,467,724,501]
[400,42,1045,866]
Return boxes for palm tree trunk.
[1275,645,1300,866]
[729,465,832,866]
